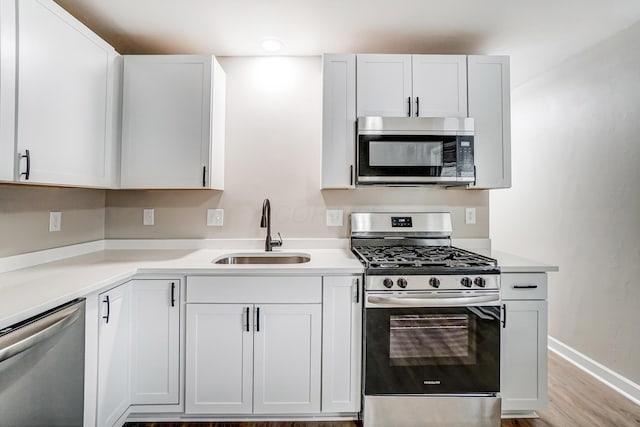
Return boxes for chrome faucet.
[260,198,282,252]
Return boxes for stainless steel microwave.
[356,117,475,186]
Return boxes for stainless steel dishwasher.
[0,298,85,427]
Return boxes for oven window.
[369,141,443,167]
[364,305,500,395]
[389,314,476,366]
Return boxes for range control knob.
[474,277,487,288]
[429,277,441,288]
[397,278,408,288]
[460,277,473,288]
[383,278,394,289]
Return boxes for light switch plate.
[207,209,224,226]
[326,209,344,227]
[465,207,476,225]
[143,208,154,226]
[49,211,61,232]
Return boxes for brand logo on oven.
[423,380,441,385]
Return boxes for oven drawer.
[501,273,547,300]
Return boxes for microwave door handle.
[366,294,500,308]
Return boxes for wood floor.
[125,352,640,427]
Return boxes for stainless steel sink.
[213,252,311,265]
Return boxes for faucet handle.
[272,232,283,248]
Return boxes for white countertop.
[0,242,558,330]
[0,247,363,330]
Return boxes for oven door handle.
[366,293,500,308]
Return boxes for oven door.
[364,291,500,395]
[356,134,474,185]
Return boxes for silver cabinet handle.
[255,306,260,332]
[0,303,82,363]
[407,96,411,117]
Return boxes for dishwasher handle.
[0,303,83,364]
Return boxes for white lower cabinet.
[129,279,181,407]
[185,276,323,415]
[500,273,549,414]
[185,304,253,414]
[253,304,322,413]
[97,282,131,427]
[321,276,362,413]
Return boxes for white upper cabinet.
[412,55,467,117]
[0,0,17,182]
[468,55,511,189]
[357,54,412,117]
[15,0,119,188]
[321,54,356,189]
[120,55,226,189]
[356,54,467,118]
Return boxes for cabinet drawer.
[186,276,322,304]
[501,273,547,300]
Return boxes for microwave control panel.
[457,137,475,177]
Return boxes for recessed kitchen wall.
[491,22,640,384]
[105,56,489,241]
[0,185,106,257]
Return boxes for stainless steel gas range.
[351,212,502,427]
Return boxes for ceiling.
[54,0,640,86]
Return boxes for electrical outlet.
[326,209,344,227]
[207,209,224,226]
[465,207,476,225]
[49,211,61,232]
[143,208,154,226]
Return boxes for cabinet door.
[501,300,548,412]
[15,0,117,187]
[357,54,412,117]
[468,55,511,189]
[322,276,362,413]
[321,54,356,189]
[253,304,322,414]
[130,279,180,406]
[412,55,467,117]
[0,0,16,182]
[97,283,131,427]
[185,304,253,414]
[121,55,225,189]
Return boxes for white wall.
[106,56,490,240]
[491,22,640,384]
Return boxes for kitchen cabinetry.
[120,55,226,189]
[321,276,362,413]
[14,0,119,187]
[0,0,16,182]
[501,273,548,415]
[129,279,181,407]
[468,55,511,189]
[185,276,322,414]
[321,54,356,189]
[97,282,131,427]
[356,54,467,118]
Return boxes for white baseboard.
[548,336,640,406]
